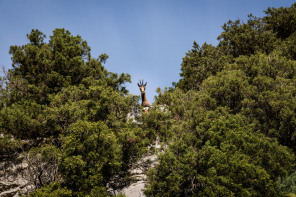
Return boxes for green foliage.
[177,42,233,91]
[29,182,72,197]
[264,3,296,39]
[0,100,46,139]
[145,3,296,196]
[0,28,147,195]
[145,108,295,196]
[60,121,121,195]
[200,70,252,113]
[0,134,23,157]
[2,3,296,196]
[218,15,277,57]
[278,172,296,195]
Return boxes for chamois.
[138,80,151,113]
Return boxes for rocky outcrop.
[109,137,164,197]
[0,149,58,197]
[120,153,158,197]
[0,155,34,197]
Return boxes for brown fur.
[138,81,151,113]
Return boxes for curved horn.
[138,80,147,87]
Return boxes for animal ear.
[144,82,147,86]
[137,83,140,87]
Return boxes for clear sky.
[0,0,295,103]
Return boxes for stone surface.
[117,137,163,197]
[0,155,34,197]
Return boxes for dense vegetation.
[144,3,296,197]
[0,3,296,197]
[0,29,151,196]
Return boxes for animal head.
[137,80,147,93]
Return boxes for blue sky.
[0,0,295,103]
